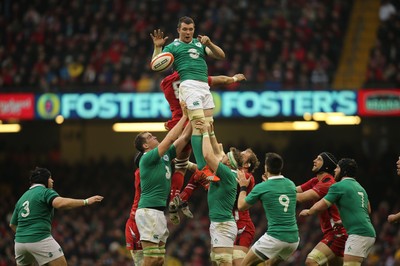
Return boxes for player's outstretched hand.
[87,195,104,205]
[195,120,207,134]
[236,169,250,187]
[150,29,168,47]
[233,74,247,82]
[164,122,170,131]
[180,101,188,118]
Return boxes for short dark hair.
[244,148,260,173]
[265,152,283,175]
[178,16,194,28]
[134,132,147,153]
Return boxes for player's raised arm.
[196,120,219,172]
[198,34,225,59]
[150,29,168,58]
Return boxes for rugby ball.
[150,52,174,72]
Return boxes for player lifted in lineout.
[151,16,226,174]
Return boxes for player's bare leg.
[141,241,165,266]
[47,256,67,266]
[306,242,341,266]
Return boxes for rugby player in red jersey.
[232,149,260,266]
[124,153,143,265]
[297,152,348,266]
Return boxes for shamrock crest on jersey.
[188,48,199,59]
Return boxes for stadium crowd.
[1,0,353,92]
[365,0,400,88]
[1,140,400,265]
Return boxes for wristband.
[83,199,89,206]
[210,131,215,137]
[202,132,209,137]
[232,76,238,82]
[240,186,247,192]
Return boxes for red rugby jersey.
[129,168,141,218]
[301,174,344,234]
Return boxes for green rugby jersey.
[138,145,176,209]
[164,39,208,82]
[245,175,299,243]
[324,178,376,237]
[11,184,59,243]
[207,163,237,222]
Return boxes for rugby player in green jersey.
[10,167,103,266]
[134,104,192,266]
[300,158,376,266]
[196,120,243,265]
[151,16,225,173]
[237,152,299,266]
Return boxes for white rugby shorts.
[179,80,215,110]
[135,208,169,244]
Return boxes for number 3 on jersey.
[279,195,290,212]
[21,200,30,217]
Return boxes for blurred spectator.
[379,0,397,22]
[120,74,137,91]
[136,73,155,92]
[311,61,329,89]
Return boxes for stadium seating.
[1,0,355,91]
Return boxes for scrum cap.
[319,152,337,174]
[338,158,357,178]
[30,167,51,187]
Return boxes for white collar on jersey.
[175,38,195,44]
[342,177,355,181]
[30,184,46,189]
[267,175,284,180]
